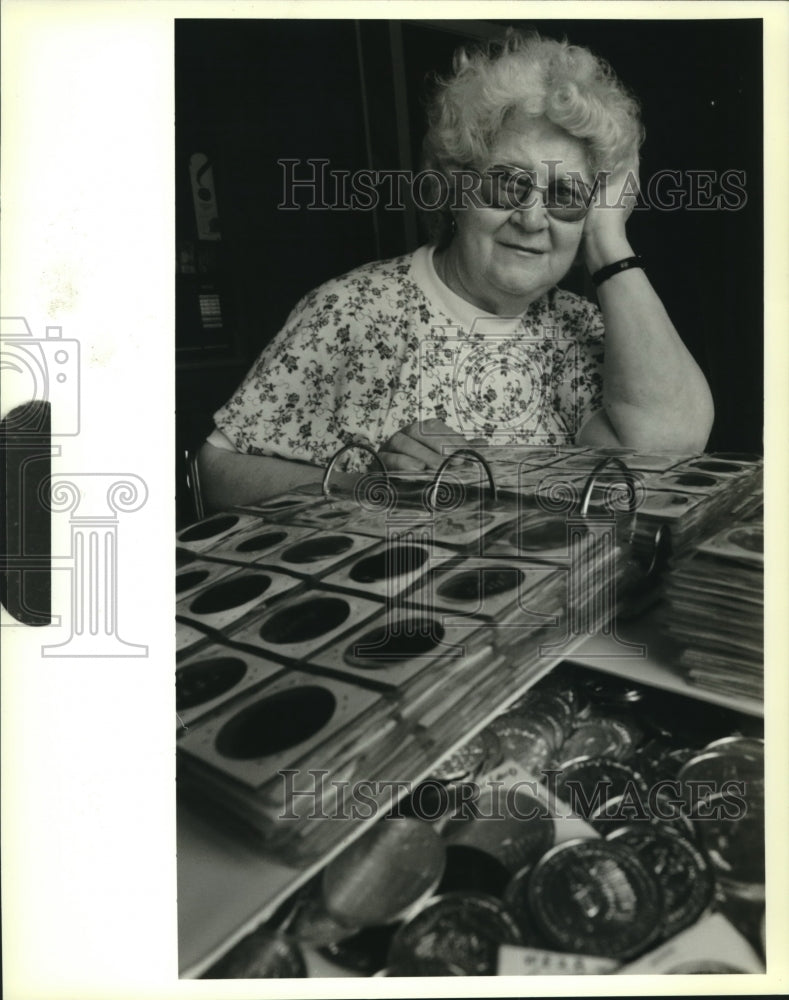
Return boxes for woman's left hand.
[581,160,640,273]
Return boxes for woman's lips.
[500,243,546,254]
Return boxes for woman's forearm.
[196,443,328,513]
[581,233,714,452]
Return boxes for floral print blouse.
[213,246,605,470]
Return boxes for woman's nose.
[510,199,549,231]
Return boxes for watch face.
[528,839,663,961]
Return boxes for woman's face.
[447,112,592,314]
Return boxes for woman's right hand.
[377,418,488,472]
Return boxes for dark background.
[175,18,763,526]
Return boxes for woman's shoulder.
[298,251,419,308]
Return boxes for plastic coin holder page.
[176,510,267,553]
[176,620,213,658]
[249,529,380,580]
[707,451,763,464]
[176,559,241,602]
[633,490,705,518]
[483,463,588,491]
[300,608,491,691]
[546,452,634,472]
[421,506,516,550]
[180,693,403,833]
[177,668,385,789]
[204,521,319,565]
[176,643,287,730]
[226,589,385,664]
[288,498,371,532]
[319,538,457,599]
[177,566,304,633]
[480,510,603,565]
[591,451,696,473]
[644,468,732,495]
[469,444,568,466]
[673,457,755,478]
[232,490,326,520]
[696,522,763,563]
[404,557,565,629]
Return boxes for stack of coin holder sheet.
[662,519,763,699]
[175,446,763,863]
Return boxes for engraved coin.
[429,728,500,783]
[559,719,634,762]
[387,891,523,976]
[607,826,715,938]
[693,791,765,891]
[487,715,553,775]
[551,756,649,818]
[527,839,663,960]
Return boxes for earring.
[449,216,457,236]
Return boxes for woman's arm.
[196,443,357,513]
[578,166,714,452]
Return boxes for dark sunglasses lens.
[546,181,592,220]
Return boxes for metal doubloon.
[527,838,663,960]
[321,818,446,927]
[387,891,523,975]
[607,825,715,939]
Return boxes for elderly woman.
[198,31,713,510]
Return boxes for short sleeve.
[212,259,416,469]
[548,290,605,439]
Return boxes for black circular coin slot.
[438,568,524,602]
[176,656,247,710]
[189,574,271,615]
[346,618,443,667]
[176,568,211,594]
[235,530,288,553]
[691,460,742,474]
[216,685,336,758]
[281,535,354,564]
[513,519,574,551]
[349,544,428,583]
[671,472,717,488]
[259,596,350,644]
[178,513,240,543]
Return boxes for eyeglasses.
[481,163,594,221]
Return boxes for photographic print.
[2,3,787,999]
